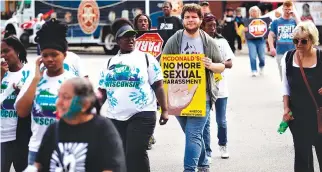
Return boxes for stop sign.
[135,33,164,58]
[248,19,268,38]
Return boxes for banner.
[135,33,164,58]
[295,2,322,26]
[244,17,272,39]
[161,54,206,117]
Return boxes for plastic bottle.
[278,112,293,134]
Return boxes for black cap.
[115,25,137,38]
[200,1,209,6]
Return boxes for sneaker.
[220,146,229,159]
[207,156,212,164]
[147,136,155,150]
[147,143,152,150]
[197,167,210,172]
[251,71,257,77]
[259,67,264,75]
[150,135,156,144]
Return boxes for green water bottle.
[277,112,293,134]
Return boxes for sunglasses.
[293,39,308,45]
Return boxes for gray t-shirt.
[181,33,204,54]
[180,33,209,100]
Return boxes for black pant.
[290,121,322,172]
[1,116,30,172]
[236,34,242,50]
[111,111,156,172]
[223,31,236,53]
[1,140,29,172]
[227,37,236,53]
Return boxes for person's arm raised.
[16,57,43,118]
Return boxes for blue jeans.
[28,151,37,165]
[203,98,228,157]
[176,102,210,172]
[247,39,266,72]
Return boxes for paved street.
[16,48,319,172]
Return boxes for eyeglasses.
[293,38,308,45]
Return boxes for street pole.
[145,0,150,16]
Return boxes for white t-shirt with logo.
[98,50,163,121]
[64,51,86,77]
[1,64,33,143]
[40,51,85,77]
[215,37,234,98]
[15,71,75,152]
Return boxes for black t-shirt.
[235,16,244,27]
[36,115,126,172]
[222,15,237,37]
[157,16,183,31]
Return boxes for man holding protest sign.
[162,3,224,172]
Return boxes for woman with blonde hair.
[245,6,266,77]
[281,20,322,171]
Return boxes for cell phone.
[37,44,41,55]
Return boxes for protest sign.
[244,17,272,39]
[161,54,206,117]
[135,33,164,58]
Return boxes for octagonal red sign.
[249,19,268,38]
[135,33,164,58]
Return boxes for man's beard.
[184,26,199,34]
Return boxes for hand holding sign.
[168,82,198,115]
[202,57,212,69]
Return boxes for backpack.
[107,53,149,69]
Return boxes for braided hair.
[35,18,68,53]
[133,14,152,30]
[2,36,27,64]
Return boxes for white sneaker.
[220,146,229,159]
[259,67,264,75]
[207,156,212,164]
[251,71,257,77]
[197,167,210,172]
